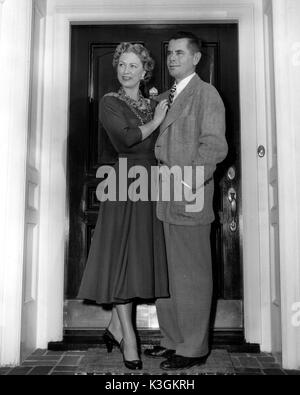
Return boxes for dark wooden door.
[66,24,242,333]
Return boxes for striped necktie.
[168,83,177,108]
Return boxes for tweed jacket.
[155,74,228,225]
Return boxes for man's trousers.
[156,222,212,358]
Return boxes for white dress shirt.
[173,72,196,102]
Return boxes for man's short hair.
[169,31,202,54]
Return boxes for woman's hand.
[139,99,169,141]
[153,99,169,126]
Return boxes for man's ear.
[193,51,202,66]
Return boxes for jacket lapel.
[159,74,198,136]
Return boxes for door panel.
[66,24,242,331]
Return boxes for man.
[145,32,228,370]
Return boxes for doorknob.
[227,166,236,181]
[228,187,237,232]
[257,145,266,158]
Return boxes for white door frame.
[0,0,33,367]
[37,0,269,349]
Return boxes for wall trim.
[0,0,33,366]
[272,0,300,370]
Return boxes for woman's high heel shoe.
[102,329,121,353]
[120,339,143,370]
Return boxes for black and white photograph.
[0,0,300,380]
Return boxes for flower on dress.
[149,87,159,98]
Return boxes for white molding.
[253,0,274,353]
[54,3,254,22]
[36,9,63,347]
[0,0,5,42]
[21,0,48,361]
[36,0,266,353]
[0,0,33,366]
[236,4,263,346]
[272,0,300,370]
[34,0,47,18]
[51,0,254,14]
[258,0,275,354]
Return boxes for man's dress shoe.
[144,346,175,359]
[160,354,208,370]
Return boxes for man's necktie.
[168,83,177,108]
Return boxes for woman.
[77,42,169,370]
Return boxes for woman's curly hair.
[113,42,155,82]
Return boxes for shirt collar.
[174,72,196,99]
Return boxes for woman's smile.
[117,52,145,94]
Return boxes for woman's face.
[117,52,146,90]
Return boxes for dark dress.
[77,93,169,304]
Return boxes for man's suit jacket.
[155,74,228,226]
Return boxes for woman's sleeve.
[99,96,142,151]
[150,98,158,112]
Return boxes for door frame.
[36,0,273,356]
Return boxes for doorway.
[66,24,242,341]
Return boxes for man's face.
[167,38,201,83]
